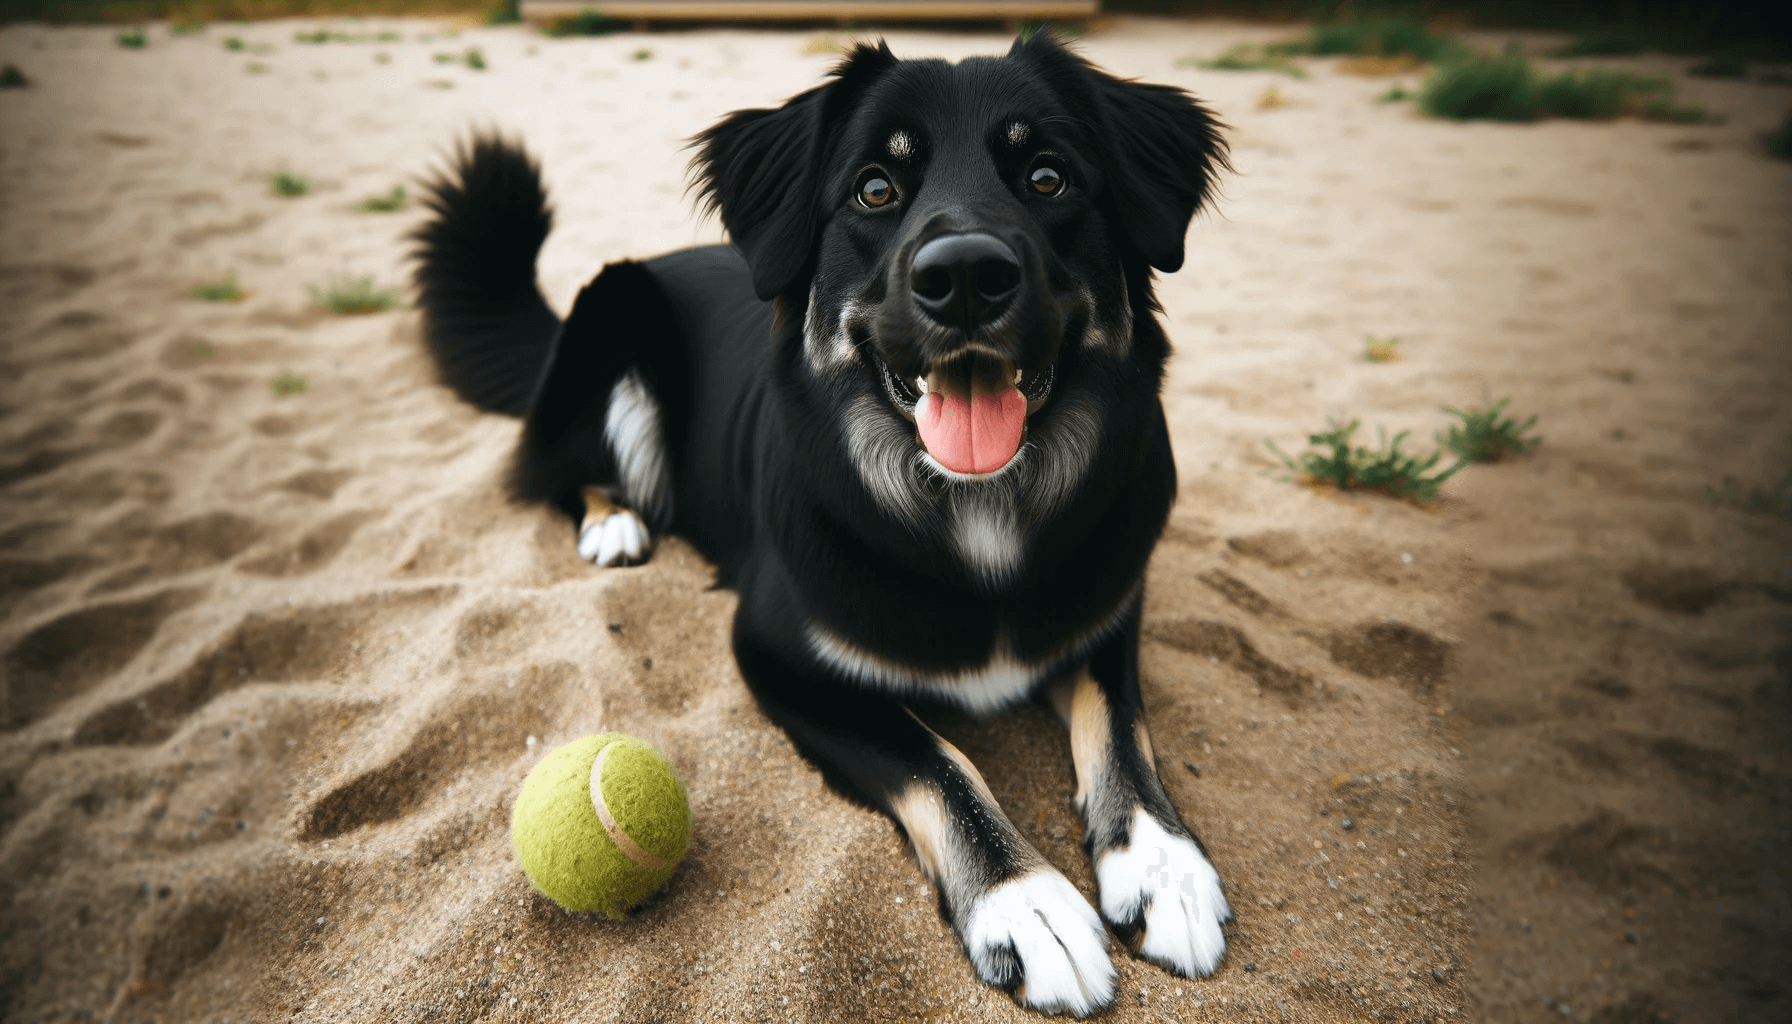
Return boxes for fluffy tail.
[411,134,560,416]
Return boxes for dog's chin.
[875,353,1055,479]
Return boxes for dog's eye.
[1028,164,1064,196]
[857,170,895,209]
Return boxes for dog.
[412,32,1230,1016]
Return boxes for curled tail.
[411,133,560,416]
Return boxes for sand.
[0,16,1787,1024]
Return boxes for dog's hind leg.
[1051,604,1231,980]
[514,261,688,567]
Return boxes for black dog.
[413,33,1229,1016]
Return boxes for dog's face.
[695,35,1225,582]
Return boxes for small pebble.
[1183,761,1200,777]
[1431,968,1448,982]
[1341,818,1354,831]
[1243,963,1257,972]
[1625,931,1638,944]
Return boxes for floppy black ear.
[1094,75,1228,273]
[1013,33,1228,273]
[692,42,899,300]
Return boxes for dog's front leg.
[1051,605,1231,979]
[734,636,1117,1017]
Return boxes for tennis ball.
[510,733,690,918]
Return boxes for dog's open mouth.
[878,352,1054,476]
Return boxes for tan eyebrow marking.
[887,131,915,160]
[1007,121,1029,146]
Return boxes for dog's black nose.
[910,233,1021,332]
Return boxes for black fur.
[412,32,1232,1016]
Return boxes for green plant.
[424,78,454,89]
[1552,30,1644,58]
[357,184,407,212]
[375,52,390,64]
[1178,43,1307,78]
[170,21,205,35]
[116,26,146,47]
[1268,17,1468,64]
[487,0,521,24]
[1268,418,1461,502]
[1437,398,1540,463]
[544,8,621,37]
[269,170,310,196]
[433,51,457,63]
[269,371,309,397]
[1375,83,1414,103]
[294,28,330,43]
[1708,474,1792,519]
[1766,111,1792,160]
[1687,54,1747,79]
[1363,335,1400,362]
[222,35,244,50]
[465,47,486,70]
[309,274,402,314]
[632,48,652,61]
[0,64,26,88]
[189,270,244,302]
[246,61,268,73]
[1420,49,1713,123]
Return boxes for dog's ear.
[692,42,899,301]
[1014,33,1229,274]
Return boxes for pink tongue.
[917,388,1027,475]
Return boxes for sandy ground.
[0,16,1788,1024]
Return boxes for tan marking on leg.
[1067,670,1110,813]
[1047,674,1076,725]
[1134,718,1157,772]
[580,485,616,533]
[891,782,949,882]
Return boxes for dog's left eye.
[857,170,895,209]
[1028,163,1064,196]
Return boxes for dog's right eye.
[856,170,895,209]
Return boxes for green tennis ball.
[510,732,691,918]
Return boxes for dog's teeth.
[1014,368,1023,384]
[915,377,927,394]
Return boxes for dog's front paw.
[1095,809,1230,978]
[576,510,652,567]
[963,871,1115,1017]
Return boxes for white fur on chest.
[803,587,1139,715]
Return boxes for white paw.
[963,871,1115,1017]
[576,510,651,567]
[1095,809,1230,978]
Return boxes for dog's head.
[693,34,1225,578]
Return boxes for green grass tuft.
[269,371,309,397]
[170,21,205,34]
[269,170,310,196]
[309,274,402,314]
[189,270,244,302]
[1766,111,1792,160]
[486,0,521,24]
[116,25,146,47]
[1178,43,1307,78]
[222,35,243,50]
[246,61,268,73]
[1375,83,1414,103]
[1268,418,1460,503]
[293,28,329,43]
[0,64,26,88]
[1420,49,1714,123]
[1437,398,1540,463]
[464,47,486,70]
[1363,335,1400,362]
[1687,54,1747,79]
[356,184,407,212]
[1269,17,1468,64]
[632,48,652,61]
[544,8,621,37]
